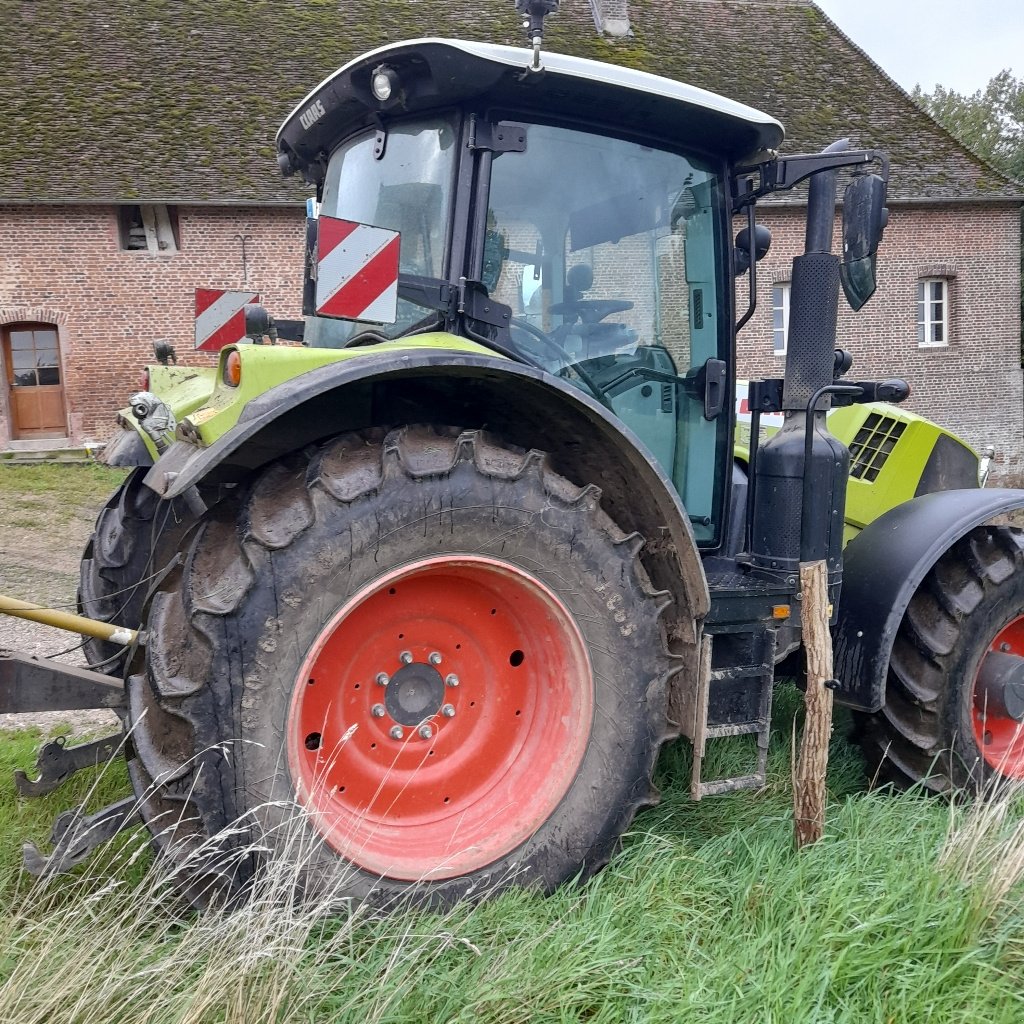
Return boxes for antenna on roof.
[515,0,559,72]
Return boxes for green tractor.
[6,2,1024,903]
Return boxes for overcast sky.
[814,0,1022,96]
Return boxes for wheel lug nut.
[371,704,386,718]
[442,704,456,718]
[445,673,460,688]
[376,672,389,686]
[418,724,433,739]
[429,651,442,665]
[400,651,413,665]
[1001,642,1012,652]
[389,725,404,740]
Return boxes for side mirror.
[243,303,275,344]
[734,224,772,276]
[840,172,889,311]
[152,339,177,366]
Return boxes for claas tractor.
[3,2,1024,904]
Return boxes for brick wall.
[737,203,1024,478]
[0,204,304,446]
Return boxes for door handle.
[702,358,727,420]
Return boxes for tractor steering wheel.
[510,316,567,366]
[509,317,613,410]
[547,298,635,324]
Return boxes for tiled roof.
[0,0,1017,204]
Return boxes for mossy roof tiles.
[0,0,1017,204]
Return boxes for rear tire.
[131,426,681,906]
[78,468,192,676]
[855,526,1024,793]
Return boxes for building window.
[772,283,790,355]
[118,204,179,254]
[917,278,948,347]
[3,323,61,388]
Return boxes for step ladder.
[690,626,778,800]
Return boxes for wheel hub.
[972,615,1024,777]
[384,661,446,726]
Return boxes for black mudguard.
[143,349,710,635]
[99,426,153,467]
[833,488,1024,712]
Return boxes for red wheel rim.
[287,555,593,880]
[972,615,1024,778]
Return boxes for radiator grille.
[848,412,906,481]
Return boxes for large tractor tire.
[129,426,680,906]
[855,526,1024,793]
[78,468,193,676]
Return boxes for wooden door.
[2,324,67,439]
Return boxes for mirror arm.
[733,149,889,208]
[735,203,759,332]
[806,139,849,253]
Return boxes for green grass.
[0,463,127,530]
[0,462,127,502]
[0,689,1021,1023]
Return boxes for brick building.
[1,1,1020,473]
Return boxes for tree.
[913,70,1024,181]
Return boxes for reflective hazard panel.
[314,216,400,324]
[194,289,260,351]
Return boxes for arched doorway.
[1,322,67,439]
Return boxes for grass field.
[0,465,1023,1023]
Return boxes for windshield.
[486,123,728,540]
[306,116,458,347]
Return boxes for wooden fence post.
[793,559,835,848]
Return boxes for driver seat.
[562,264,598,322]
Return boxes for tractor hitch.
[15,732,125,798]
[0,594,140,647]
[23,797,139,877]
[0,651,126,715]
[0,592,143,713]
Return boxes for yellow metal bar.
[0,595,139,646]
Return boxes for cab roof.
[276,37,784,182]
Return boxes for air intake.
[848,412,906,481]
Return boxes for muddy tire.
[78,468,193,676]
[855,526,1024,793]
[130,426,681,906]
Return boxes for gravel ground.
[0,473,121,735]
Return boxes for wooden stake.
[793,559,835,848]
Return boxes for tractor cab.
[277,38,785,543]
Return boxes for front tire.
[855,526,1024,792]
[132,426,679,905]
[78,468,192,675]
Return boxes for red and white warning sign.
[194,289,260,352]
[315,216,400,324]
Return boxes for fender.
[145,348,710,641]
[833,487,1024,712]
[98,426,153,468]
